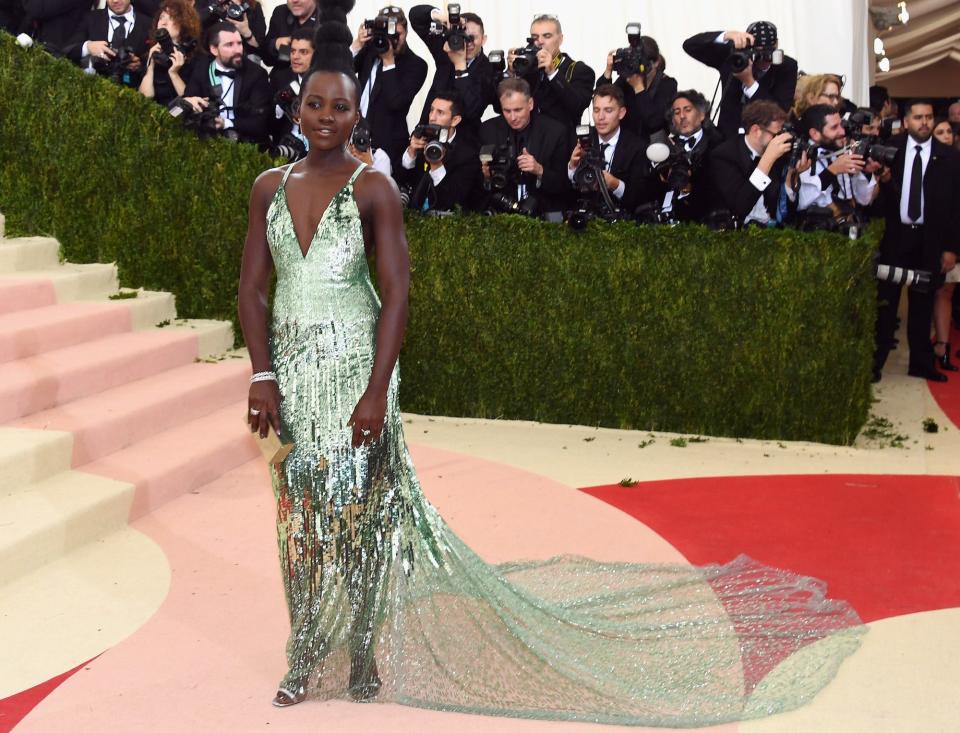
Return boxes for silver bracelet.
[250,371,278,384]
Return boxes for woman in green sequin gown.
[238,8,864,725]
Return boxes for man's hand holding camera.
[184,96,223,128]
[827,152,866,177]
[604,50,644,92]
[87,40,115,61]
[757,130,793,176]
[517,147,544,177]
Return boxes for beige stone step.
[0,237,61,272]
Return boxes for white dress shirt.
[899,136,932,225]
[213,61,237,129]
[353,52,396,119]
[798,149,877,211]
[744,137,772,225]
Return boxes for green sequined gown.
[264,161,864,726]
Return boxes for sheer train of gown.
[263,162,864,727]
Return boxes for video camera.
[842,109,898,167]
[364,14,400,53]
[612,23,651,77]
[412,123,451,163]
[428,3,472,52]
[152,28,197,71]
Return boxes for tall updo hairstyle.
[302,0,360,102]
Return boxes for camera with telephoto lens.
[633,201,679,227]
[153,29,197,71]
[645,130,706,196]
[364,14,399,53]
[93,43,138,84]
[729,43,784,73]
[842,109,898,167]
[511,37,539,75]
[571,125,605,193]
[479,143,516,191]
[351,121,372,152]
[612,23,650,77]
[270,133,307,162]
[167,93,225,139]
[873,257,934,293]
[485,192,540,217]
[201,0,246,25]
[428,4,472,52]
[780,121,819,172]
[412,123,450,163]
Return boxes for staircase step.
[0,301,133,363]
[0,471,133,587]
[84,401,259,520]
[0,428,73,493]
[0,322,227,423]
[0,237,60,272]
[14,359,250,467]
[0,278,58,315]
[0,263,119,302]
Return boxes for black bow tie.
[679,136,696,150]
[217,68,237,79]
[111,14,126,23]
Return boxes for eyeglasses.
[822,93,841,102]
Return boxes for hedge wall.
[0,33,877,444]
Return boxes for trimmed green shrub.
[0,34,876,444]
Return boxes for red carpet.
[0,658,94,733]
[582,474,960,624]
[928,326,960,429]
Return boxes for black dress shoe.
[908,364,948,382]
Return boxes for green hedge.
[0,33,877,444]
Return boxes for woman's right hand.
[170,47,185,73]
[248,381,282,438]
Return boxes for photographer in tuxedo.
[268,26,312,145]
[479,77,571,215]
[508,13,595,134]
[683,21,798,140]
[873,100,960,383]
[17,0,94,54]
[707,100,793,226]
[566,84,648,215]
[597,34,677,138]
[183,20,271,145]
[794,104,880,223]
[409,4,496,140]
[65,0,150,86]
[397,90,481,212]
[263,0,316,67]
[351,6,429,170]
[639,89,723,223]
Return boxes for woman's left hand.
[347,388,387,448]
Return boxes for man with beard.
[184,21,271,145]
[873,99,960,383]
[683,21,797,140]
[795,104,880,220]
[638,89,723,223]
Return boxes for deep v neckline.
[281,164,361,259]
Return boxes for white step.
[0,237,61,272]
[0,263,119,302]
[0,428,74,493]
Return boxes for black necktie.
[111,16,127,47]
[217,69,237,79]
[599,143,610,170]
[908,144,923,222]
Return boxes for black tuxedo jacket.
[354,45,429,167]
[683,31,798,140]
[395,131,482,212]
[184,56,272,146]
[479,113,572,212]
[409,4,497,141]
[580,127,650,215]
[263,3,317,66]
[878,137,960,271]
[707,135,784,223]
[637,125,724,222]
[597,71,678,138]
[20,0,95,54]
[522,53,595,132]
[65,8,150,63]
